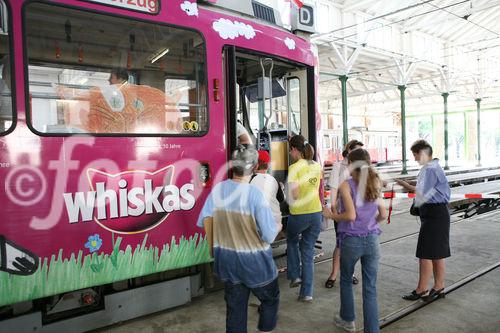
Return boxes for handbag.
[410,199,420,216]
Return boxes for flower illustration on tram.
[84,234,103,253]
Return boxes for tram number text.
[162,144,181,149]
[90,0,158,14]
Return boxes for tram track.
[309,209,500,331]
[311,206,500,267]
[379,262,500,329]
[310,213,469,268]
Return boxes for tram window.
[327,114,334,129]
[244,77,300,133]
[323,134,331,149]
[25,3,207,135]
[288,78,301,134]
[245,78,288,132]
[0,1,12,134]
[235,53,303,136]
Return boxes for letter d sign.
[299,5,313,27]
[291,4,316,33]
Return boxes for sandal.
[402,289,428,301]
[352,276,359,285]
[422,288,445,302]
[325,278,336,288]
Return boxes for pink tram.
[0,0,319,329]
[322,128,402,165]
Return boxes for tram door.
[224,46,314,183]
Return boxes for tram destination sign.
[84,0,159,14]
[291,3,316,33]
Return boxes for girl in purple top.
[323,149,387,333]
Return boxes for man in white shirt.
[250,150,285,228]
[0,56,12,132]
[237,121,253,146]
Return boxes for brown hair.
[289,135,314,161]
[347,149,381,201]
[110,68,129,82]
[342,139,364,158]
[410,139,433,156]
[257,162,268,170]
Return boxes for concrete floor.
[95,209,500,333]
[382,271,500,333]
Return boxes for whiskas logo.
[62,166,195,234]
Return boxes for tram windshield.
[0,0,12,133]
[235,53,303,138]
[25,2,207,135]
[229,51,310,182]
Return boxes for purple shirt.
[338,179,381,237]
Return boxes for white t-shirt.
[250,173,282,225]
[328,159,350,204]
[236,122,254,146]
[0,79,12,117]
[236,122,248,138]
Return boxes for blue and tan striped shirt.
[197,179,278,288]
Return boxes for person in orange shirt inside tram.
[57,68,183,134]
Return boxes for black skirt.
[416,203,451,259]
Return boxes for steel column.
[475,98,481,167]
[442,92,449,170]
[339,75,348,146]
[398,85,407,175]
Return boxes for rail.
[379,262,500,329]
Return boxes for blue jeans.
[286,212,322,298]
[224,278,280,333]
[340,234,380,333]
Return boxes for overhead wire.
[318,36,500,82]
[313,3,478,76]
[314,0,500,98]
[422,0,500,37]
[312,0,439,38]
[314,0,500,73]
[313,0,470,47]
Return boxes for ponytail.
[365,167,381,201]
[304,142,314,161]
[290,135,315,161]
[347,149,381,201]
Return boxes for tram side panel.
[0,1,221,308]
[0,0,318,308]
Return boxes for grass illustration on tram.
[0,234,211,307]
